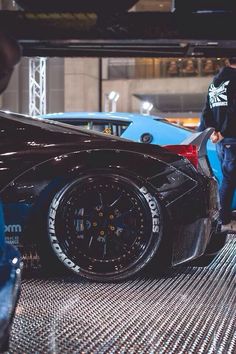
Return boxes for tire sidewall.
[47,170,163,281]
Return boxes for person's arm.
[200,95,215,130]
[197,114,206,132]
[200,91,223,143]
[221,79,236,137]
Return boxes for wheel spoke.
[75,219,84,232]
[88,235,94,248]
[74,209,94,220]
[77,208,84,217]
[115,208,134,219]
[98,192,104,209]
[108,191,124,208]
[119,226,136,235]
[103,241,107,258]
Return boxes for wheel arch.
[0,149,170,206]
[0,149,172,276]
[0,148,196,247]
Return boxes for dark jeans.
[216,139,236,224]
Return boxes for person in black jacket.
[200,57,236,231]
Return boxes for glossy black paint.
[0,111,223,274]
[0,111,181,191]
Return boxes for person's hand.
[210,131,224,144]
[210,131,219,143]
[217,132,224,142]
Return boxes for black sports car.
[0,110,225,281]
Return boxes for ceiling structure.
[0,0,236,57]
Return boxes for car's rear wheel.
[15,0,138,13]
[42,172,162,281]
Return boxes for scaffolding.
[29,57,47,116]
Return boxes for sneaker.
[221,220,236,233]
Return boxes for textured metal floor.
[9,236,236,354]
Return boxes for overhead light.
[105,91,120,112]
[108,91,120,102]
[140,101,153,115]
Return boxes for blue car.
[41,112,234,208]
[0,201,21,352]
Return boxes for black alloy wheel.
[47,173,162,281]
[15,0,139,13]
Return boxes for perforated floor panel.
[9,236,236,354]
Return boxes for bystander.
[200,57,236,232]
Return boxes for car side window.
[102,123,130,136]
[98,122,130,136]
[61,118,130,137]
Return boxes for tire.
[15,0,138,13]
[40,171,163,281]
